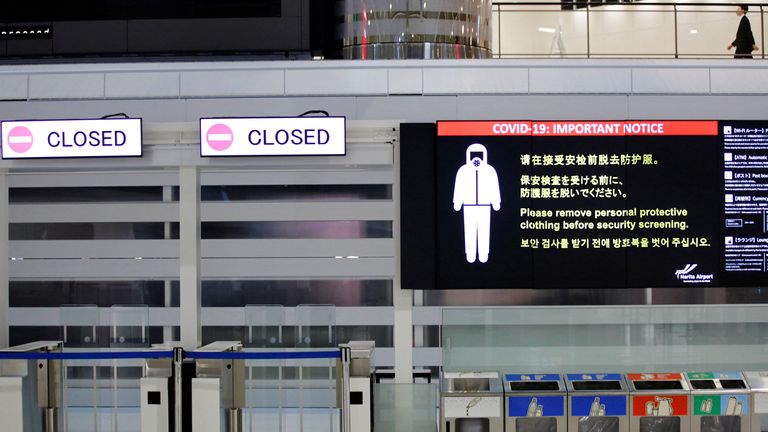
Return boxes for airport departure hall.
[1,1,768,432]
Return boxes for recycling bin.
[566,373,630,432]
[685,371,750,432]
[441,371,504,432]
[504,374,566,432]
[627,373,691,432]
[743,371,768,432]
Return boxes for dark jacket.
[733,15,756,56]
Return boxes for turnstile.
[566,373,630,432]
[743,372,768,432]
[504,374,566,432]
[685,371,750,432]
[0,341,62,432]
[192,341,245,432]
[441,371,504,432]
[627,373,691,432]
[141,345,182,432]
[337,341,375,432]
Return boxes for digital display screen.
[0,118,142,160]
[400,120,768,289]
[199,117,346,157]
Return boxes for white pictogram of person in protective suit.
[453,143,501,263]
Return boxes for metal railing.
[493,2,767,58]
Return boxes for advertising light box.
[0,118,142,159]
[400,120,768,289]
[200,117,346,157]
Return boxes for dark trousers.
[735,49,753,59]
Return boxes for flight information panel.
[409,120,768,289]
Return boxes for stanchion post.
[173,347,184,432]
[339,345,352,432]
[229,408,242,432]
[36,343,62,432]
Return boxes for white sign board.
[0,118,143,159]
[200,117,346,157]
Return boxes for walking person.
[728,4,758,58]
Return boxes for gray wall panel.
[631,68,710,94]
[710,68,768,94]
[627,95,768,119]
[388,68,424,95]
[180,70,284,97]
[529,67,632,93]
[184,97,358,121]
[106,72,180,99]
[0,75,28,100]
[456,95,630,119]
[423,67,528,94]
[285,68,388,96]
[0,99,187,122]
[356,96,458,121]
[29,73,105,100]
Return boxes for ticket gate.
[0,341,62,432]
[627,373,691,432]
[337,341,375,432]
[141,345,183,432]
[441,371,504,432]
[743,372,768,432]
[504,374,566,432]
[191,341,245,432]
[685,371,750,432]
[566,373,630,432]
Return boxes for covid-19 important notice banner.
[400,120,768,289]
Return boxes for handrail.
[185,349,341,360]
[0,349,341,360]
[0,350,174,360]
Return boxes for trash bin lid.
[442,371,503,394]
[565,373,627,392]
[627,373,689,392]
[743,371,768,391]
[686,372,749,392]
[504,374,564,392]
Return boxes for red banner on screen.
[437,121,719,137]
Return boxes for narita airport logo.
[675,264,714,284]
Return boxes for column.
[179,166,201,349]
[393,140,413,383]
[0,170,8,348]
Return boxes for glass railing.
[186,348,342,432]
[373,383,438,432]
[443,305,768,373]
[493,2,767,58]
